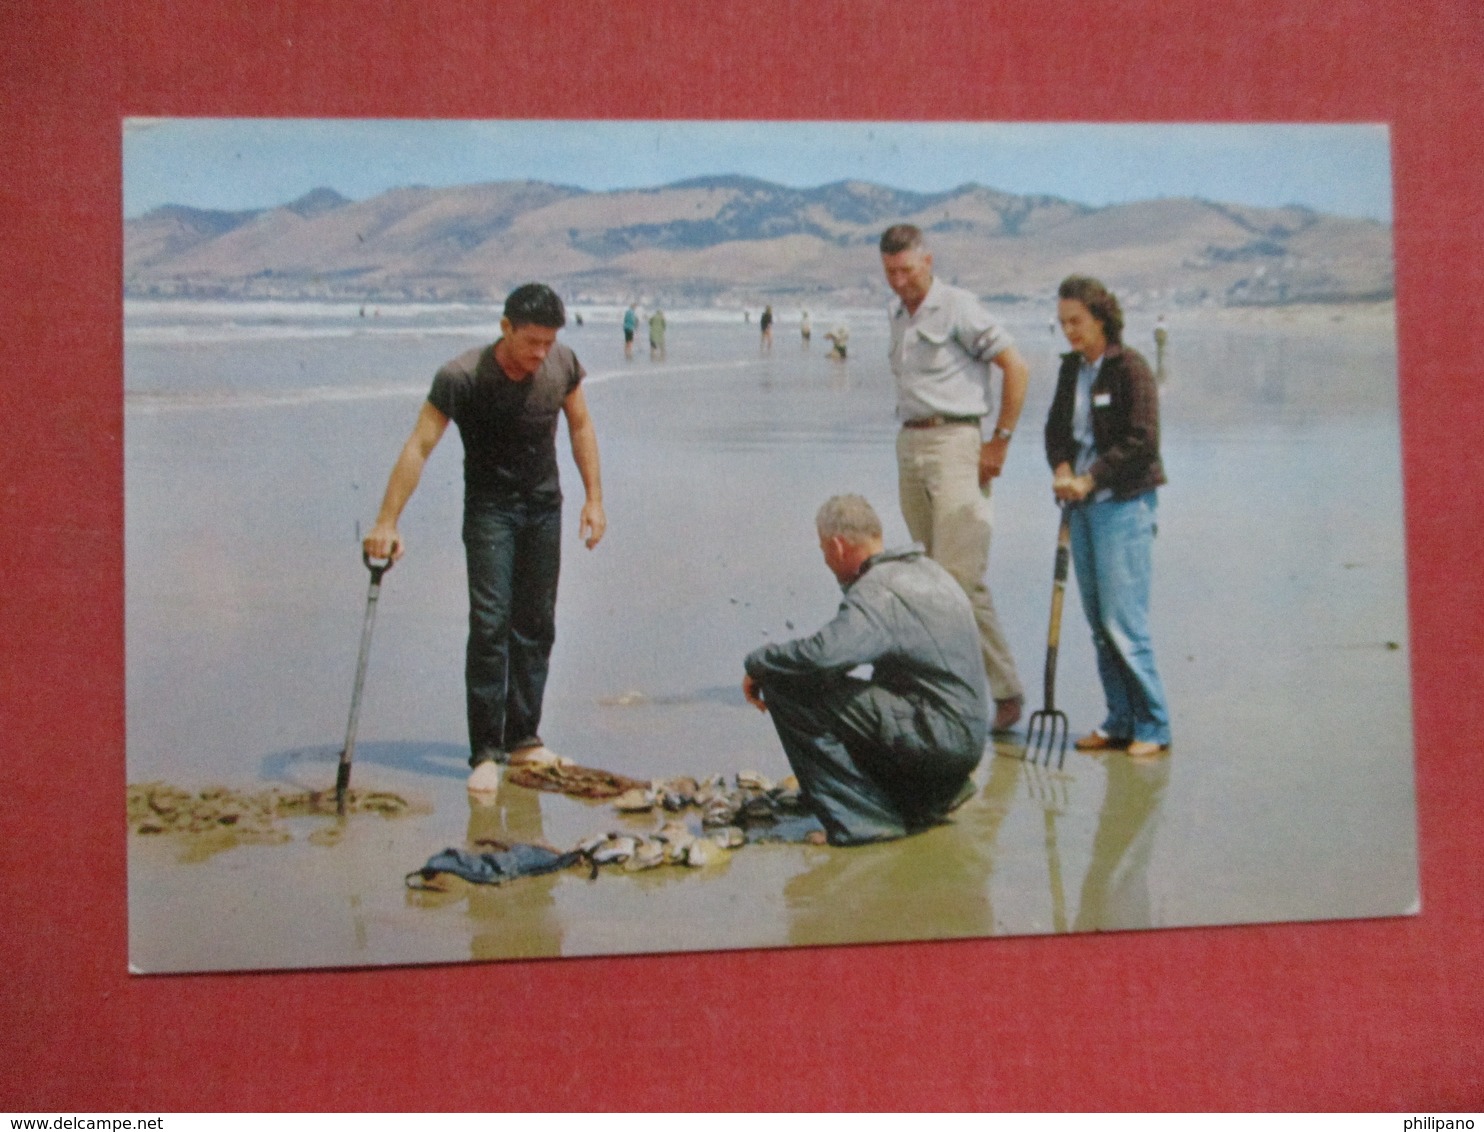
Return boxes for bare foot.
[509,745,572,767]
[467,760,502,796]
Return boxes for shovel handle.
[362,544,398,583]
[340,541,398,811]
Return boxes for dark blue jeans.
[462,495,562,766]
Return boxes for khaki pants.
[896,423,1023,701]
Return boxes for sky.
[122,119,1394,222]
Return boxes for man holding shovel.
[363,283,606,796]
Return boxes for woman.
[1045,276,1171,758]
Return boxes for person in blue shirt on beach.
[622,304,637,359]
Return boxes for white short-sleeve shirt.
[888,277,1015,422]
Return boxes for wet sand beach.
[125,299,1417,972]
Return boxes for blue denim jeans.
[462,495,562,765]
[1067,491,1172,745]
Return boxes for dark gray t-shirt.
[428,340,584,503]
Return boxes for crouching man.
[742,495,988,845]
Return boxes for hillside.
[123,177,1394,307]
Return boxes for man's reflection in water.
[406,775,567,961]
[1073,755,1171,932]
[782,751,1024,948]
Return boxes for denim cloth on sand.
[407,843,582,887]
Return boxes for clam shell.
[684,838,721,867]
[612,787,655,812]
[741,795,778,819]
[577,833,612,855]
[711,826,746,849]
[769,788,806,812]
[624,839,666,871]
[591,835,637,864]
[702,802,740,828]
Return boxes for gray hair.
[879,224,925,255]
[816,495,883,543]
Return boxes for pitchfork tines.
[1021,508,1072,769]
[1024,703,1069,768]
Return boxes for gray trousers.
[761,672,981,846]
[896,423,1023,701]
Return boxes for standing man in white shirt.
[879,223,1028,732]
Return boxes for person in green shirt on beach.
[648,307,666,359]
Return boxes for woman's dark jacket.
[1044,343,1166,499]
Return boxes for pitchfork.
[1023,506,1071,768]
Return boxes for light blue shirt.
[1072,354,1113,502]
[888,278,1014,422]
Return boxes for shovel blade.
[335,756,352,815]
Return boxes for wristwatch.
[992,427,1014,441]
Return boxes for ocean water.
[124,299,1417,972]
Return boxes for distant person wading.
[648,308,666,359]
[623,305,638,359]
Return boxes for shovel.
[1023,507,1071,769]
[335,548,395,815]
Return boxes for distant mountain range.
[123,176,1394,308]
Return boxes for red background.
[2,0,1481,1111]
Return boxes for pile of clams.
[608,770,807,825]
[575,771,811,874]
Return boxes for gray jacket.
[745,545,988,756]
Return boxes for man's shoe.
[1074,730,1128,752]
[992,695,1024,732]
[1125,740,1171,759]
[467,759,503,795]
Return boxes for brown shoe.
[992,695,1024,732]
[1074,730,1128,752]
[1125,740,1170,759]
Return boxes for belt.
[902,414,981,430]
